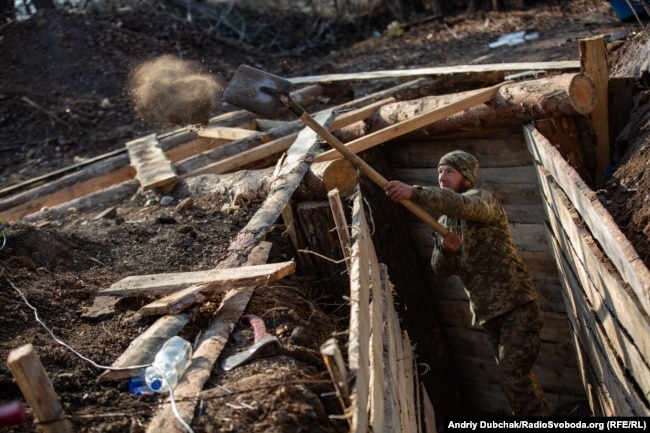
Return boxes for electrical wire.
[4,270,195,431]
[3,270,150,371]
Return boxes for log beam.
[362,73,596,141]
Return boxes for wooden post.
[7,344,73,433]
[327,188,352,271]
[580,36,610,186]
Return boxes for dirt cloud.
[128,55,223,127]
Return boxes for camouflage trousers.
[483,300,550,416]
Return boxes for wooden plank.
[126,134,179,191]
[145,113,336,432]
[288,61,580,85]
[3,166,135,222]
[22,180,140,223]
[369,225,385,433]
[348,193,370,433]
[382,266,403,433]
[196,126,260,140]
[186,134,297,176]
[96,314,190,382]
[392,165,538,187]
[538,164,650,360]
[549,234,641,415]
[538,169,650,405]
[165,136,229,162]
[101,261,295,297]
[524,124,650,317]
[580,36,610,185]
[314,81,508,163]
[138,286,207,316]
[327,189,352,270]
[7,344,73,433]
[410,221,548,251]
[386,136,532,168]
[421,384,437,433]
[330,97,396,131]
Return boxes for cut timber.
[580,36,610,186]
[22,180,140,223]
[293,159,358,200]
[7,344,73,433]
[288,61,580,84]
[145,114,336,433]
[126,134,180,192]
[96,314,191,383]
[314,80,509,163]
[195,126,260,140]
[216,110,337,269]
[360,73,596,142]
[100,261,296,297]
[138,286,207,316]
[568,73,598,114]
[183,98,395,177]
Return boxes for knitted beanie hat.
[438,150,479,186]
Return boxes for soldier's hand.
[384,181,413,202]
[442,231,462,253]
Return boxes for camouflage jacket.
[411,186,538,325]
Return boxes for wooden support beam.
[580,36,610,186]
[100,261,296,297]
[292,159,358,201]
[314,80,508,162]
[7,344,73,433]
[327,188,352,270]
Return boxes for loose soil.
[0,1,649,431]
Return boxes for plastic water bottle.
[144,336,193,393]
[128,373,152,395]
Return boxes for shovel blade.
[220,336,281,371]
[223,65,292,119]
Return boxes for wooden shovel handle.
[298,112,449,237]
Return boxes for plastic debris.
[489,31,539,49]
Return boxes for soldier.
[383,150,550,416]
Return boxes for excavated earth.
[0,1,649,431]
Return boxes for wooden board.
[126,134,179,191]
[392,165,539,187]
[550,235,642,415]
[288,61,580,84]
[524,124,650,317]
[101,261,296,297]
[196,126,260,140]
[538,168,650,410]
[386,136,532,168]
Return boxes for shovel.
[223,64,450,236]
[220,314,281,371]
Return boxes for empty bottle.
[144,336,193,393]
[128,373,152,395]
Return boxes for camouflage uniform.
[411,152,550,416]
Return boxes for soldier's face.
[438,164,471,192]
